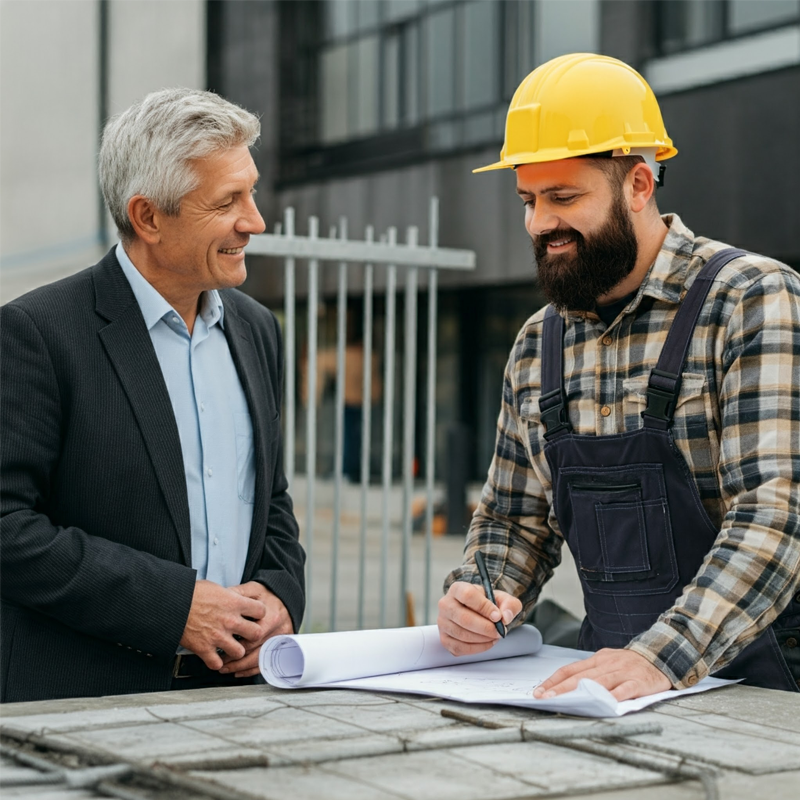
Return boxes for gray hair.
[99,88,260,241]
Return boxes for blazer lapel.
[222,301,274,579]
[94,251,192,565]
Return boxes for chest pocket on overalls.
[559,463,679,597]
[623,372,721,502]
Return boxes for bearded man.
[437,53,800,699]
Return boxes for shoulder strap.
[539,306,573,440]
[642,247,746,429]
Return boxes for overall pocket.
[563,466,679,596]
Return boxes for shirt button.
[213,537,219,546]
[786,637,798,649]
[172,316,179,324]
[207,467,213,477]
[686,674,699,686]
[200,403,205,412]
[600,405,611,417]
[602,336,612,346]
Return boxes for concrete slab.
[190,764,407,800]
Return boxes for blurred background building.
[2,0,799,483]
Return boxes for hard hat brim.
[473,145,678,174]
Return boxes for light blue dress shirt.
[116,243,255,588]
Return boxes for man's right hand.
[179,580,267,670]
[438,581,522,657]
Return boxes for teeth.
[219,247,243,254]
[550,238,572,247]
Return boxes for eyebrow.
[516,184,581,197]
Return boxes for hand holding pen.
[436,551,523,657]
[474,550,506,638]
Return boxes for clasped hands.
[179,579,293,678]
[437,582,671,701]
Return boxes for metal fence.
[248,199,475,631]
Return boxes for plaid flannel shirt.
[445,214,800,689]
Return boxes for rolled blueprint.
[259,623,542,688]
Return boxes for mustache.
[534,228,582,248]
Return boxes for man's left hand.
[532,648,672,702]
[219,582,293,678]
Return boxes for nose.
[525,200,559,238]
[238,193,266,235]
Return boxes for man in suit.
[1,88,306,702]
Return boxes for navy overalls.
[538,249,800,691]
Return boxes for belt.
[172,653,218,680]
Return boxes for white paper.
[259,625,734,718]
[259,624,543,688]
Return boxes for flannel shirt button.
[602,336,612,346]
[686,674,699,686]
[786,637,798,649]
[795,591,800,605]
[600,405,611,417]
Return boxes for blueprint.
[259,624,734,718]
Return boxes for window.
[277,1,598,185]
[656,0,799,54]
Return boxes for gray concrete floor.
[290,477,585,633]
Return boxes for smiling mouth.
[218,247,244,255]
[547,237,574,249]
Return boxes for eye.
[553,195,577,204]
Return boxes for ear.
[627,163,656,214]
[127,195,162,244]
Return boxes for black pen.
[474,550,506,638]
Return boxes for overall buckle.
[539,388,572,440]
[642,369,681,426]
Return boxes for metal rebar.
[401,227,419,625]
[380,228,397,628]
[358,225,375,629]
[284,207,296,489]
[331,217,348,632]
[305,216,319,632]
[424,198,439,625]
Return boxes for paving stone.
[303,697,454,734]
[52,720,259,765]
[621,715,800,773]
[323,749,535,800]
[457,740,666,794]
[182,707,368,747]
[190,765,405,800]
[143,696,285,722]
[1,707,158,735]
[0,789,99,799]
[402,725,522,750]
[573,782,704,799]
[277,688,402,707]
[714,768,800,800]
[263,732,404,765]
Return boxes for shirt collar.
[116,242,225,331]
[637,213,698,306]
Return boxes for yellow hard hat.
[475,53,677,173]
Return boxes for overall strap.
[642,248,746,429]
[539,306,573,440]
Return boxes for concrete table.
[1,682,798,799]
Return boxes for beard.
[533,194,639,312]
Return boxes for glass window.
[425,8,455,118]
[658,0,724,53]
[403,22,421,124]
[535,0,600,64]
[729,0,800,33]
[356,0,381,31]
[385,0,420,24]
[383,31,401,129]
[462,1,499,111]
[354,35,380,137]
[321,43,350,143]
[326,0,358,40]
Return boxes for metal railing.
[248,198,475,631]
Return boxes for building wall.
[0,0,206,302]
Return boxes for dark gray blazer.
[0,249,305,702]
